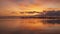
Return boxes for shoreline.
[0,16,60,19]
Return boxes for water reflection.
[0,18,60,34]
[42,19,60,24]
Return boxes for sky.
[0,0,60,16]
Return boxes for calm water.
[0,18,60,34]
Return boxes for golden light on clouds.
[0,0,60,16]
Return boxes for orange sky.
[0,0,60,16]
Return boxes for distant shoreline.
[0,16,60,19]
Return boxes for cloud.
[0,0,60,16]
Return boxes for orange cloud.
[0,0,60,16]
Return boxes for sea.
[0,18,60,34]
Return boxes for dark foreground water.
[0,18,60,34]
